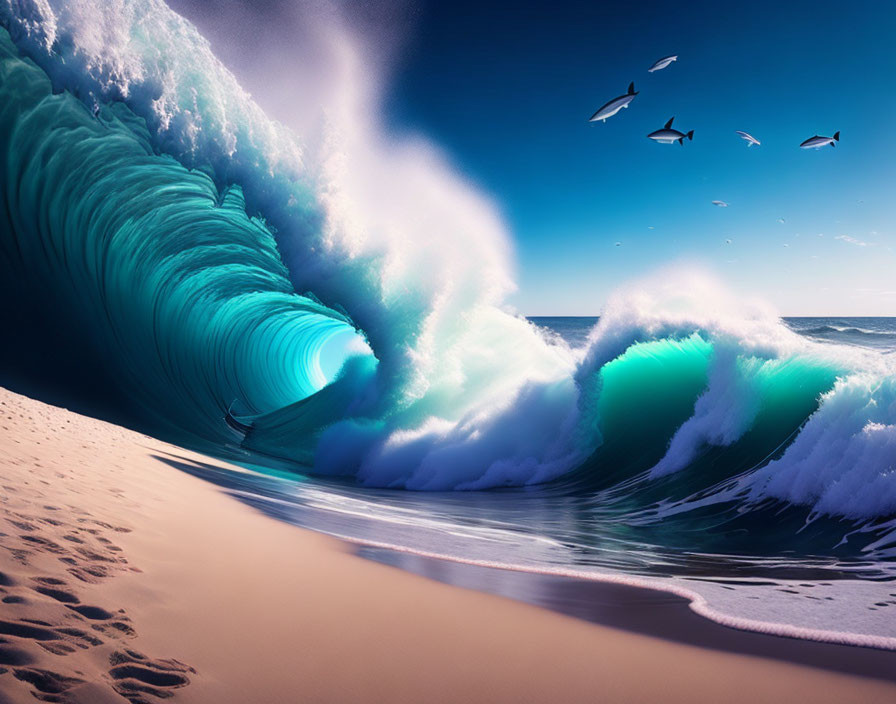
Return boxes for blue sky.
[170,0,896,316]
[382,0,896,315]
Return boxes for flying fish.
[647,116,694,145]
[800,132,840,149]
[648,55,678,72]
[589,82,638,122]
[735,130,760,147]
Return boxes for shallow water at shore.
[159,443,896,651]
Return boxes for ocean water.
[1,3,894,649]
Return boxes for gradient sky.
[382,0,896,315]
[172,0,896,316]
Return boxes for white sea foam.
[748,375,896,520]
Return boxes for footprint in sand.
[108,649,195,703]
[66,564,110,584]
[0,430,195,702]
[11,667,86,699]
[0,619,59,642]
[68,605,114,620]
[32,583,81,605]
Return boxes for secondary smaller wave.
[784,318,896,351]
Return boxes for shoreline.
[165,447,896,656]
[359,547,896,683]
[2,386,896,702]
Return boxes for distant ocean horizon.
[530,316,896,352]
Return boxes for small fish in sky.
[647,117,694,144]
[800,131,840,149]
[735,130,760,147]
[712,200,729,207]
[648,55,677,72]
[589,82,638,122]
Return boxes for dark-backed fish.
[589,82,638,122]
[647,116,694,144]
[800,131,840,149]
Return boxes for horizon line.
[523,314,896,319]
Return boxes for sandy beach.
[1,386,895,704]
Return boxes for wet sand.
[1,386,895,703]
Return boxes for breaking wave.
[1,0,895,540]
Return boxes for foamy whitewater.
[1,1,894,648]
